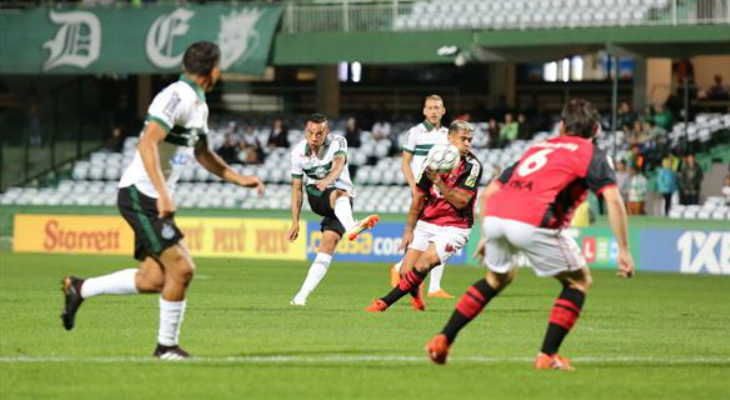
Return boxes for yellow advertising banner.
[176,217,305,260]
[13,215,134,255]
[13,215,306,261]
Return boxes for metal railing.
[282,0,730,33]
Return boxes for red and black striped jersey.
[417,153,482,228]
[486,135,616,229]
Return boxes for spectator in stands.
[516,112,532,140]
[722,174,730,206]
[653,103,673,131]
[217,134,240,165]
[627,144,644,172]
[707,74,729,100]
[344,117,362,148]
[266,117,289,149]
[240,125,263,164]
[628,120,648,147]
[617,101,636,133]
[26,87,41,147]
[487,118,500,149]
[627,165,648,215]
[499,112,518,147]
[646,119,667,144]
[615,160,630,205]
[639,105,654,124]
[657,158,678,216]
[105,126,124,153]
[371,114,392,143]
[677,153,703,205]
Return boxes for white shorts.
[482,216,586,277]
[409,221,470,264]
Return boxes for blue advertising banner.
[640,229,730,275]
[306,221,468,265]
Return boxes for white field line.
[0,355,728,365]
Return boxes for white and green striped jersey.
[402,120,449,175]
[119,75,208,199]
[290,135,354,197]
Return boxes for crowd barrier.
[12,214,730,275]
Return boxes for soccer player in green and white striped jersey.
[288,114,379,306]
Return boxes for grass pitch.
[1,252,729,400]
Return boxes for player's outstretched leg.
[291,253,333,306]
[534,279,588,370]
[390,260,402,288]
[154,245,195,360]
[427,264,454,299]
[61,268,140,330]
[367,247,440,312]
[346,214,380,241]
[366,268,428,312]
[427,277,502,364]
[330,191,380,241]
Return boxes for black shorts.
[306,187,351,236]
[117,186,184,261]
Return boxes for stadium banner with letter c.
[13,215,306,260]
[0,4,282,75]
[305,221,468,265]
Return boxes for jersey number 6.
[517,149,555,177]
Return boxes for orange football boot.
[426,334,450,365]
[347,215,380,241]
[365,299,388,312]
[534,352,575,371]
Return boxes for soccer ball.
[426,144,460,173]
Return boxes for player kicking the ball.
[60,42,265,360]
[426,99,634,370]
[288,114,379,306]
[366,120,481,312]
[391,95,454,299]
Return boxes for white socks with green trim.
[334,196,357,232]
[158,298,186,346]
[292,253,333,305]
[80,269,139,299]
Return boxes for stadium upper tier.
[283,0,728,34]
[1,113,728,219]
[397,0,669,31]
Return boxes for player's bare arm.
[315,154,346,192]
[400,189,426,250]
[289,177,304,242]
[401,151,417,193]
[425,168,473,209]
[602,186,635,278]
[138,121,175,218]
[194,139,265,196]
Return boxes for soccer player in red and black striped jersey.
[366,120,482,312]
[426,99,635,370]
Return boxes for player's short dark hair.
[561,99,600,138]
[306,114,328,125]
[183,41,220,77]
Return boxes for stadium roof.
[273,25,730,65]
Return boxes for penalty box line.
[0,355,729,365]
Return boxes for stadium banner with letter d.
[0,5,282,75]
[13,215,306,260]
[305,221,468,265]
